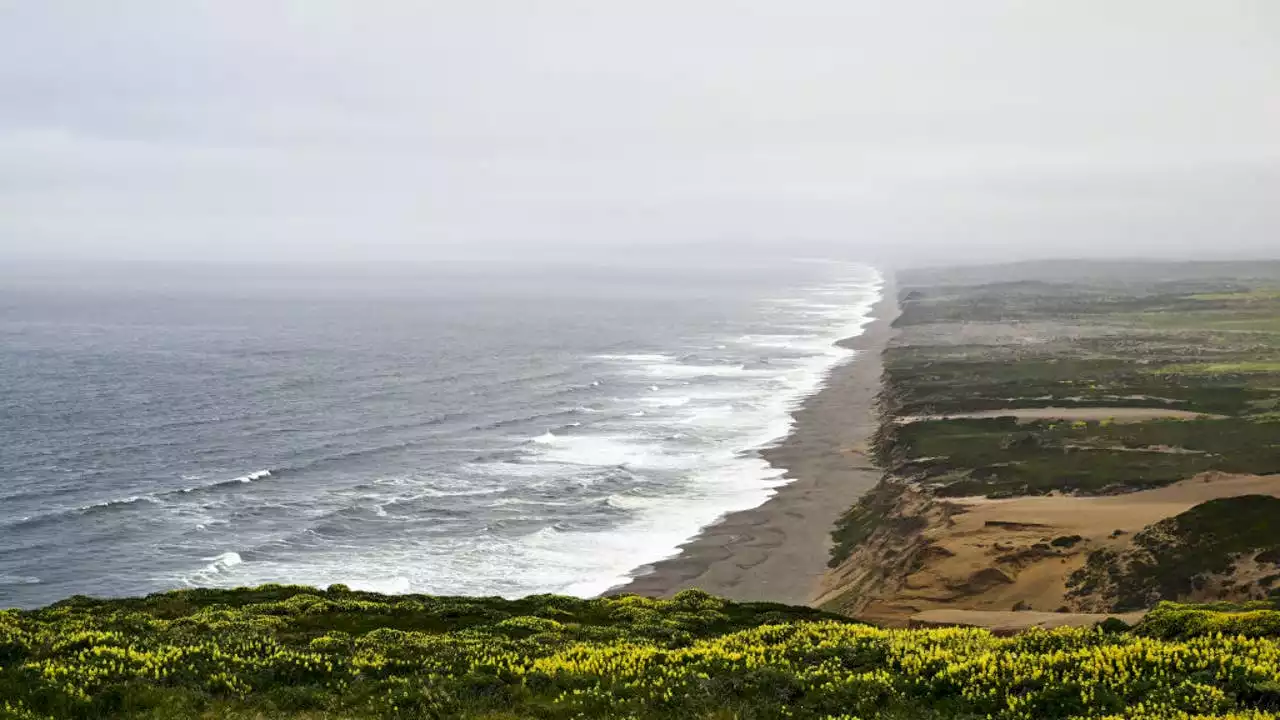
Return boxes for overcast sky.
[1,1,1278,266]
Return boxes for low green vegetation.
[827,480,921,568]
[1188,289,1280,302]
[884,267,1280,418]
[1155,362,1280,375]
[1137,600,1280,639]
[885,352,1280,417]
[5,586,1280,720]
[883,416,1280,497]
[1068,496,1280,611]
[0,585,839,719]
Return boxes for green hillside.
[4,586,1280,719]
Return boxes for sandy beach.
[613,282,898,604]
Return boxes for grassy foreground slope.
[4,585,1280,719]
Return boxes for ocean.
[0,258,881,608]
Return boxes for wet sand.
[612,283,898,604]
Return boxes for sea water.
[0,258,881,607]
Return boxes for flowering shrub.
[1,587,1279,719]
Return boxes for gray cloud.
[1,1,1277,265]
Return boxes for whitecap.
[81,495,160,512]
[643,363,763,379]
[638,395,691,407]
[200,551,243,575]
[176,469,272,494]
[526,433,698,470]
[592,352,674,363]
[0,575,41,586]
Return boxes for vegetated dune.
[819,472,1280,626]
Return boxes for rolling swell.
[0,470,277,531]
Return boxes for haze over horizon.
[2,1,1278,268]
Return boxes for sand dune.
[839,472,1279,626]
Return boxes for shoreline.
[611,279,899,604]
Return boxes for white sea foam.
[352,576,413,594]
[530,433,702,470]
[638,395,692,407]
[82,495,160,511]
[468,263,886,597]
[461,461,560,480]
[384,483,508,499]
[737,333,810,349]
[643,362,766,379]
[592,353,675,363]
[194,551,243,578]
[176,469,272,493]
[0,575,41,586]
